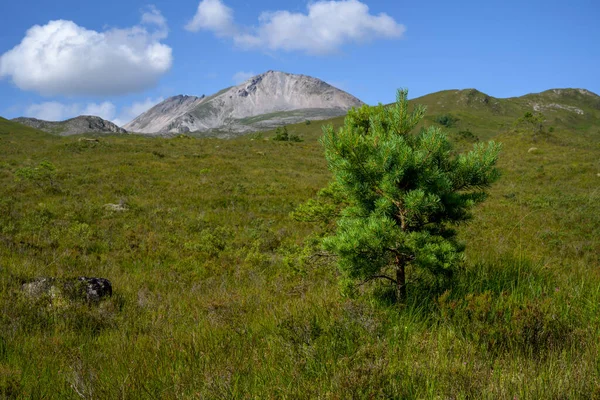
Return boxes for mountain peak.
[124,71,363,136]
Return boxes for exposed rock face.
[542,88,600,111]
[123,95,205,134]
[22,277,113,302]
[532,102,584,115]
[12,116,127,136]
[550,88,599,97]
[123,70,364,136]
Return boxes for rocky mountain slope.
[123,70,364,136]
[12,115,127,136]
[5,86,597,140]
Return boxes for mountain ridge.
[123,70,364,136]
[407,87,598,115]
[12,115,127,136]
[4,85,598,139]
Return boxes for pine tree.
[514,111,545,139]
[317,89,501,303]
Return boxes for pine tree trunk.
[396,261,406,304]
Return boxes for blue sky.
[0,0,598,125]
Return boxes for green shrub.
[273,126,303,142]
[434,114,459,128]
[185,226,233,258]
[14,161,60,192]
[457,129,479,142]
[273,126,289,141]
[513,111,546,139]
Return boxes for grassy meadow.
[0,93,600,399]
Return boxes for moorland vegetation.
[0,87,599,398]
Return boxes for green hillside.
[0,116,52,137]
[412,88,600,142]
[254,88,600,147]
[0,91,599,398]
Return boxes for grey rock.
[123,70,364,137]
[104,203,127,212]
[104,199,128,212]
[22,277,112,302]
[21,277,56,298]
[72,277,113,302]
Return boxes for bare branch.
[357,275,398,287]
[307,251,337,261]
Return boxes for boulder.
[22,277,112,302]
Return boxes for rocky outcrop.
[124,70,364,136]
[22,277,113,302]
[12,116,127,136]
[123,95,205,134]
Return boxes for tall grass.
[0,116,599,398]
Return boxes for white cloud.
[26,102,82,121]
[141,5,169,40]
[185,0,235,36]
[26,101,115,122]
[0,9,172,96]
[82,102,117,121]
[24,97,163,127]
[186,0,405,54]
[232,71,255,84]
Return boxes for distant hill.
[123,70,364,137]
[411,88,599,117]
[12,115,127,136]
[404,88,600,141]
[248,87,600,147]
[4,86,598,141]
